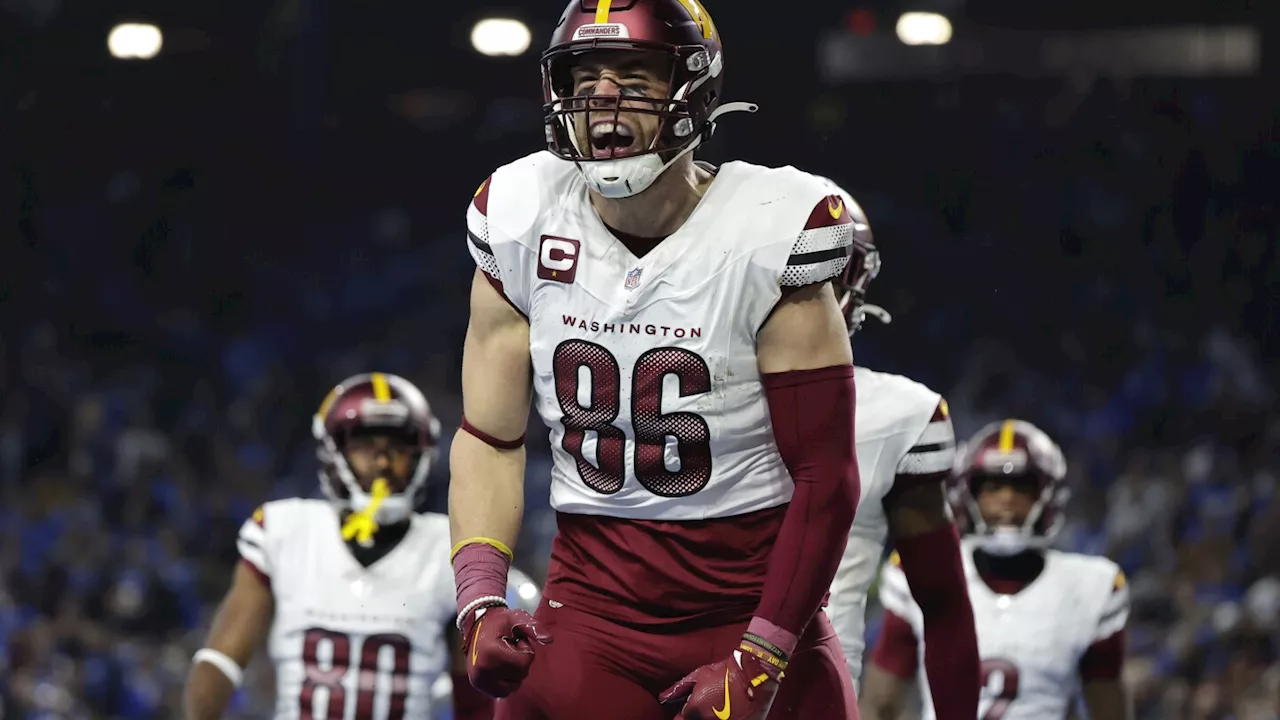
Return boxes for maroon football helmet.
[541,0,755,198]
[829,193,887,336]
[312,372,441,526]
[948,419,1069,555]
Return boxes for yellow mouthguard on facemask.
[342,478,390,547]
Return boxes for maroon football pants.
[493,599,858,720]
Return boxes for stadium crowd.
[4,37,1277,720]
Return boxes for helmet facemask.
[950,469,1070,556]
[837,247,889,337]
[541,43,728,198]
[313,398,437,546]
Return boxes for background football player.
[860,420,1132,720]
[822,212,980,719]
[183,372,537,720]
[449,0,865,718]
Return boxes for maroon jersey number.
[300,628,411,720]
[553,340,713,497]
[979,657,1020,720]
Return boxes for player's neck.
[973,547,1045,584]
[589,160,713,239]
[341,515,411,567]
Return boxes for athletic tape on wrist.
[450,536,514,562]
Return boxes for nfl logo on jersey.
[625,267,643,290]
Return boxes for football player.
[822,230,981,719]
[859,420,1132,720]
[183,372,538,720]
[449,0,864,718]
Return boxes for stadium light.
[470,18,532,57]
[108,23,163,60]
[517,581,538,601]
[895,12,952,46]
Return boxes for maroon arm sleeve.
[752,364,860,651]
[870,609,921,679]
[896,525,980,720]
[1079,629,1126,681]
[451,670,496,720]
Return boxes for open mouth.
[589,120,637,158]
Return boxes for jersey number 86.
[553,339,712,498]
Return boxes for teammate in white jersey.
[823,242,980,719]
[448,1,864,718]
[860,420,1132,720]
[183,372,537,720]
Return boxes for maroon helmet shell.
[541,0,726,163]
[312,372,441,514]
[948,419,1069,551]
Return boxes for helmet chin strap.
[342,477,392,548]
[579,102,758,199]
[317,428,434,539]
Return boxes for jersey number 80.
[552,339,712,498]
[300,628,410,720]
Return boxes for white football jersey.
[826,367,953,681]
[878,538,1130,720]
[237,499,457,720]
[467,151,858,521]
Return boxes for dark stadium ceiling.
[2,0,1268,89]
[3,0,1267,36]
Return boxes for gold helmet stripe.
[997,420,1017,452]
[371,372,392,402]
[594,0,613,24]
[673,0,716,39]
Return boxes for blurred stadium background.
[3,0,1278,717]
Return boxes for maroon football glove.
[659,647,783,720]
[459,604,552,698]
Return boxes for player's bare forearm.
[884,477,951,538]
[751,283,859,649]
[885,479,980,719]
[1083,679,1132,720]
[450,270,547,696]
[858,661,913,720]
[449,269,533,549]
[183,563,273,720]
[449,433,526,548]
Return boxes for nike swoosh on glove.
[659,650,780,720]
[460,605,552,698]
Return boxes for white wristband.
[456,595,508,630]
[193,648,244,687]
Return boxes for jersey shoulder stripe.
[1049,550,1130,641]
[783,175,864,287]
[237,504,271,577]
[781,192,856,287]
[1095,567,1130,640]
[896,399,956,478]
[729,164,859,289]
[236,498,329,582]
[467,177,500,280]
[463,151,573,313]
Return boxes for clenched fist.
[459,605,552,698]
[660,649,782,720]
